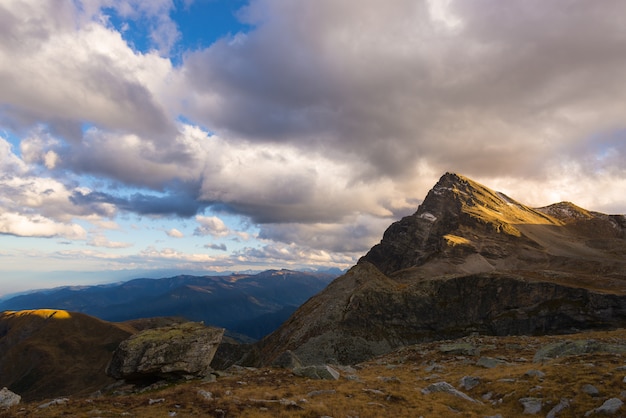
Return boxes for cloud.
[257,215,394,254]
[194,215,230,237]
[0,212,87,239]
[204,243,227,251]
[166,228,184,238]
[235,242,355,267]
[181,0,626,194]
[71,186,208,218]
[87,234,133,248]
[0,137,117,223]
[0,1,177,140]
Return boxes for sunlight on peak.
[6,309,72,320]
[443,234,472,246]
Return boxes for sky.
[1,0,626,296]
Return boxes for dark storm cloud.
[71,188,208,218]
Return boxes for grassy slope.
[0,309,134,401]
[6,327,626,417]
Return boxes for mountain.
[0,269,336,340]
[0,309,134,401]
[256,173,626,365]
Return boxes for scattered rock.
[582,384,600,397]
[519,397,542,414]
[306,389,337,397]
[438,342,479,356]
[363,389,385,396]
[271,350,303,369]
[148,398,165,405]
[292,365,340,380]
[477,357,507,368]
[546,398,570,418]
[377,376,401,383]
[424,363,445,372]
[0,387,21,409]
[459,376,480,390]
[585,397,623,416]
[106,322,224,381]
[248,398,303,409]
[421,382,480,403]
[524,369,545,379]
[38,398,69,408]
[533,340,626,363]
[197,390,213,401]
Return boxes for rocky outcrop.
[257,173,626,366]
[106,322,224,381]
[0,387,20,409]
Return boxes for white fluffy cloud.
[166,228,184,238]
[194,215,230,237]
[0,212,86,239]
[0,0,176,140]
[181,0,626,211]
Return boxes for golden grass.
[3,309,72,320]
[9,328,626,417]
[443,234,472,246]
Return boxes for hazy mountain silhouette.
[0,269,336,340]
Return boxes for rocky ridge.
[256,173,626,366]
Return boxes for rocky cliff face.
[257,173,626,365]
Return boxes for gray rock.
[533,340,626,363]
[459,376,480,390]
[363,388,385,396]
[106,322,224,381]
[424,363,445,372]
[421,381,479,403]
[477,357,507,368]
[438,342,479,356]
[524,369,545,379]
[292,365,340,380]
[38,398,69,408]
[519,397,542,414]
[546,398,570,418]
[197,390,213,400]
[582,384,600,397]
[271,350,302,369]
[306,389,337,397]
[0,387,21,409]
[585,398,623,416]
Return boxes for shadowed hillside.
[0,310,134,401]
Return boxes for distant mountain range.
[0,269,338,340]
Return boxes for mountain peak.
[362,173,559,275]
[257,173,626,367]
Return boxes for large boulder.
[0,387,21,409]
[106,322,224,381]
